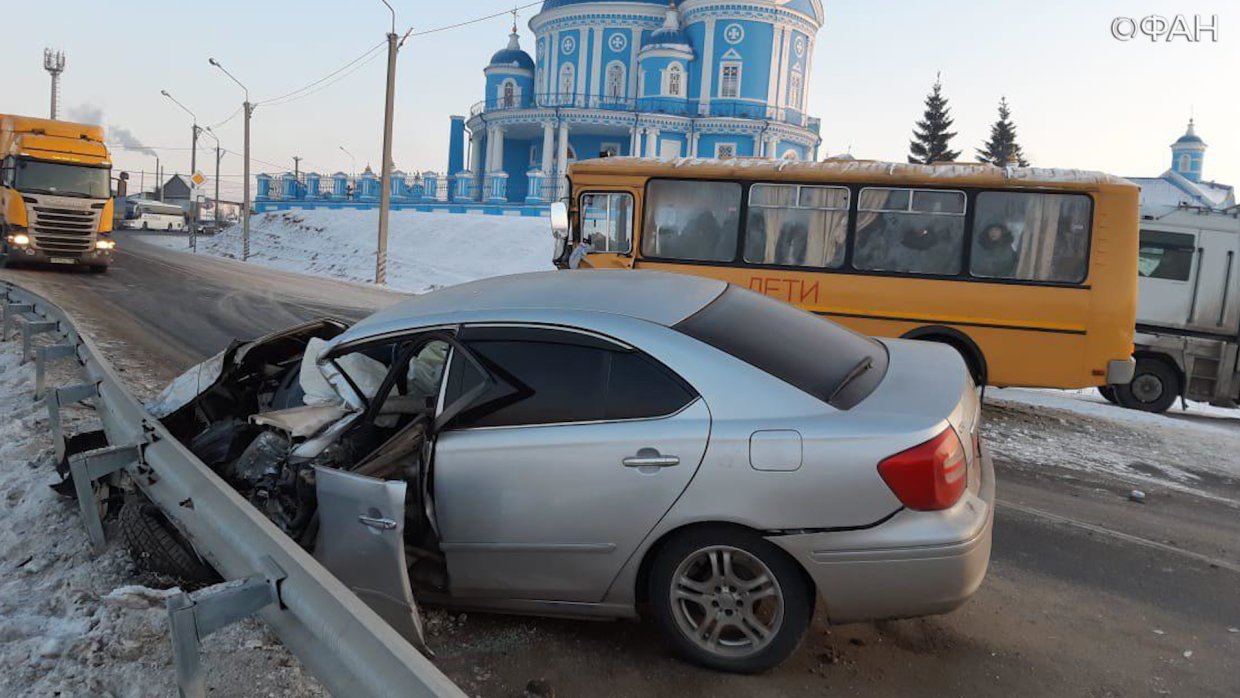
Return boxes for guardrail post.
[167,562,286,698]
[21,318,61,364]
[34,343,79,400]
[2,303,34,340]
[46,382,100,463]
[68,443,142,552]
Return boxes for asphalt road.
[3,236,1238,697]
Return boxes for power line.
[259,45,388,109]
[255,39,387,107]
[410,1,541,37]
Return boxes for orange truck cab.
[0,115,117,271]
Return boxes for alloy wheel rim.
[1131,373,1164,403]
[669,545,784,658]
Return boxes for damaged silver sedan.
[147,270,994,673]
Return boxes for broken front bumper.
[768,444,995,624]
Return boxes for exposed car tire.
[118,498,218,586]
[1114,358,1179,413]
[88,265,107,274]
[648,526,813,673]
[1097,385,1118,404]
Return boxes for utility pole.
[43,49,65,120]
[292,156,302,179]
[204,127,223,231]
[210,58,253,260]
[161,90,200,231]
[156,156,162,201]
[376,0,403,285]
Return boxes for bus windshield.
[15,158,111,198]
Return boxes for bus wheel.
[1097,385,1118,404]
[1115,358,1179,413]
[142,223,149,231]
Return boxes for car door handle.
[358,515,398,530]
[623,454,680,468]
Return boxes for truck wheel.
[1114,358,1179,413]
[118,497,218,587]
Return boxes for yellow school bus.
[554,157,1139,389]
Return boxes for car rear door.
[431,324,710,602]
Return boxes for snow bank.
[0,337,321,696]
[139,209,555,294]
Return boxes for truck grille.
[28,204,99,254]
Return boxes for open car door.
[311,331,497,653]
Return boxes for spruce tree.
[908,73,960,164]
[976,97,1030,167]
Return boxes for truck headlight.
[10,233,31,246]
[95,239,116,250]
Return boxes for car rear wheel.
[1115,358,1179,413]
[649,526,812,673]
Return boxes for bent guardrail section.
[1,280,466,698]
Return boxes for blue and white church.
[453,0,825,205]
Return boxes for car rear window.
[673,286,888,410]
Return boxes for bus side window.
[642,180,741,262]
[579,192,633,253]
[745,184,848,268]
[970,192,1091,283]
[853,188,966,275]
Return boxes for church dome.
[489,31,534,71]
[1173,119,1205,146]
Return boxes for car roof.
[329,270,728,347]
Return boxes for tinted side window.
[853,187,966,275]
[971,191,1092,283]
[1138,230,1195,281]
[642,179,742,262]
[447,335,696,429]
[605,352,695,420]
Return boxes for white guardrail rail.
[1,280,467,698]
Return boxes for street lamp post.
[339,145,356,182]
[208,58,253,260]
[160,89,199,183]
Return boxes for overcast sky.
[3,1,1235,200]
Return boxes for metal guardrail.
[0,280,466,698]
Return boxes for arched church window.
[606,62,626,101]
[1179,153,1192,171]
[665,63,684,97]
[788,70,802,110]
[559,63,576,101]
[502,80,517,108]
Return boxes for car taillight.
[877,427,967,511]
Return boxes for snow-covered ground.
[984,387,1240,504]
[139,209,554,294]
[0,336,322,697]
